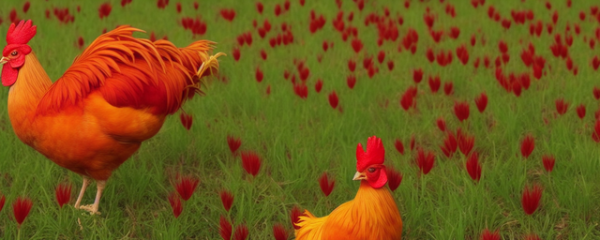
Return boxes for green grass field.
[1,0,600,239]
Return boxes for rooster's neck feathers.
[8,52,51,114]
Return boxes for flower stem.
[420,172,425,200]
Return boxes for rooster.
[1,20,224,215]
[294,136,403,239]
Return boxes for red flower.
[99,2,112,19]
[387,60,395,71]
[294,83,308,99]
[347,75,356,89]
[227,135,241,154]
[480,229,500,240]
[260,49,267,60]
[241,151,262,177]
[444,81,454,95]
[255,67,264,83]
[176,2,181,13]
[233,48,241,61]
[149,32,157,42]
[475,92,488,113]
[498,40,508,53]
[120,0,132,7]
[456,45,469,65]
[175,175,199,201]
[55,183,72,208]
[157,0,169,9]
[428,75,440,93]
[377,50,386,64]
[77,36,84,49]
[315,79,323,93]
[457,128,474,156]
[273,223,288,240]
[220,190,234,212]
[256,2,264,14]
[233,224,249,240]
[328,91,339,109]
[416,148,435,174]
[266,85,271,95]
[274,4,282,16]
[449,26,460,39]
[400,87,417,111]
[394,139,405,155]
[521,184,543,215]
[542,154,555,172]
[13,197,32,226]
[576,104,586,119]
[466,152,482,182]
[362,57,373,70]
[351,38,363,53]
[594,120,600,142]
[179,112,193,130]
[220,215,233,240]
[520,134,535,159]
[290,205,304,230]
[299,68,310,82]
[237,35,246,46]
[168,192,183,218]
[386,166,403,192]
[594,87,600,100]
[441,131,458,158]
[436,117,446,132]
[454,101,470,122]
[555,98,569,115]
[23,2,30,13]
[426,48,435,63]
[413,68,423,84]
[0,194,5,213]
[9,8,18,24]
[348,59,356,72]
[319,172,335,197]
[220,9,236,22]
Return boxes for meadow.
[0,0,600,239]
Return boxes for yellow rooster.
[294,136,403,239]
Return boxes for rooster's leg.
[79,180,106,215]
[74,176,90,209]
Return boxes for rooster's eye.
[11,51,17,56]
[368,167,375,173]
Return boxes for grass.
[0,0,600,239]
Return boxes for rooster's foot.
[78,204,101,215]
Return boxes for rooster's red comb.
[6,20,37,45]
[356,136,385,171]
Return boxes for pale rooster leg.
[74,176,90,209]
[79,180,106,215]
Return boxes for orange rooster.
[294,136,403,239]
[1,20,224,214]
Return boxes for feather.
[295,182,403,240]
[36,25,218,116]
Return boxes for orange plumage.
[294,136,403,240]
[2,20,224,214]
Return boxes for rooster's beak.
[0,57,7,65]
[353,171,367,181]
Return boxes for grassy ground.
[0,0,599,239]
